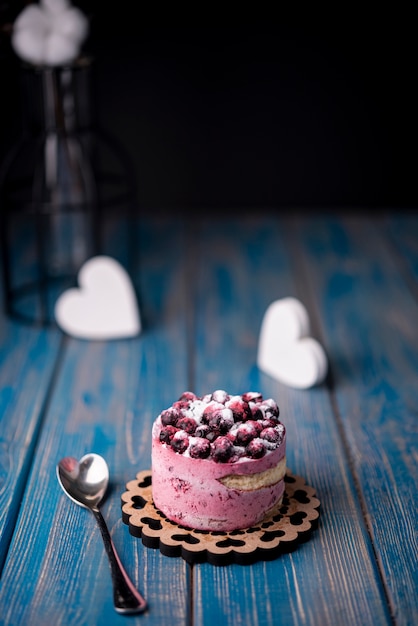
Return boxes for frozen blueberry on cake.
[151,390,286,531]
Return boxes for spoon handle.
[92,508,147,614]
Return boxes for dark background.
[1,3,417,212]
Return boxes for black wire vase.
[0,58,137,326]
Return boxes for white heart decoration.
[257,298,328,389]
[258,297,311,346]
[54,256,141,340]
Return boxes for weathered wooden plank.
[0,253,63,572]
[0,323,63,571]
[191,213,390,626]
[3,210,415,626]
[0,214,191,626]
[288,213,418,626]
[385,212,418,285]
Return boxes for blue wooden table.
[0,210,417,626]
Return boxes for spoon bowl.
[57,453,147,614]
[57,453,109,510]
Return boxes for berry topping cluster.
[157,390,285,463]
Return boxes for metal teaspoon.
[57,453,147,614]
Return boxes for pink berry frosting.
[151,390,286,531]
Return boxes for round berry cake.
[151,390,286,531]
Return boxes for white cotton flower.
[12,6,48,65]
[41,0,70,15]
[43,30,79,66]
[51,7,89,46]
[12,0,89,66]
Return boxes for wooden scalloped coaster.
[121,469,320,565]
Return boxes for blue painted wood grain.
[385,213,418,282]
[0,214,192,626]
[288,214,418,626]
[191,213,390,626]
[1,210,416,626]
[0,239,63,575]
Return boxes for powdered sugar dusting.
[156,389,284,463]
